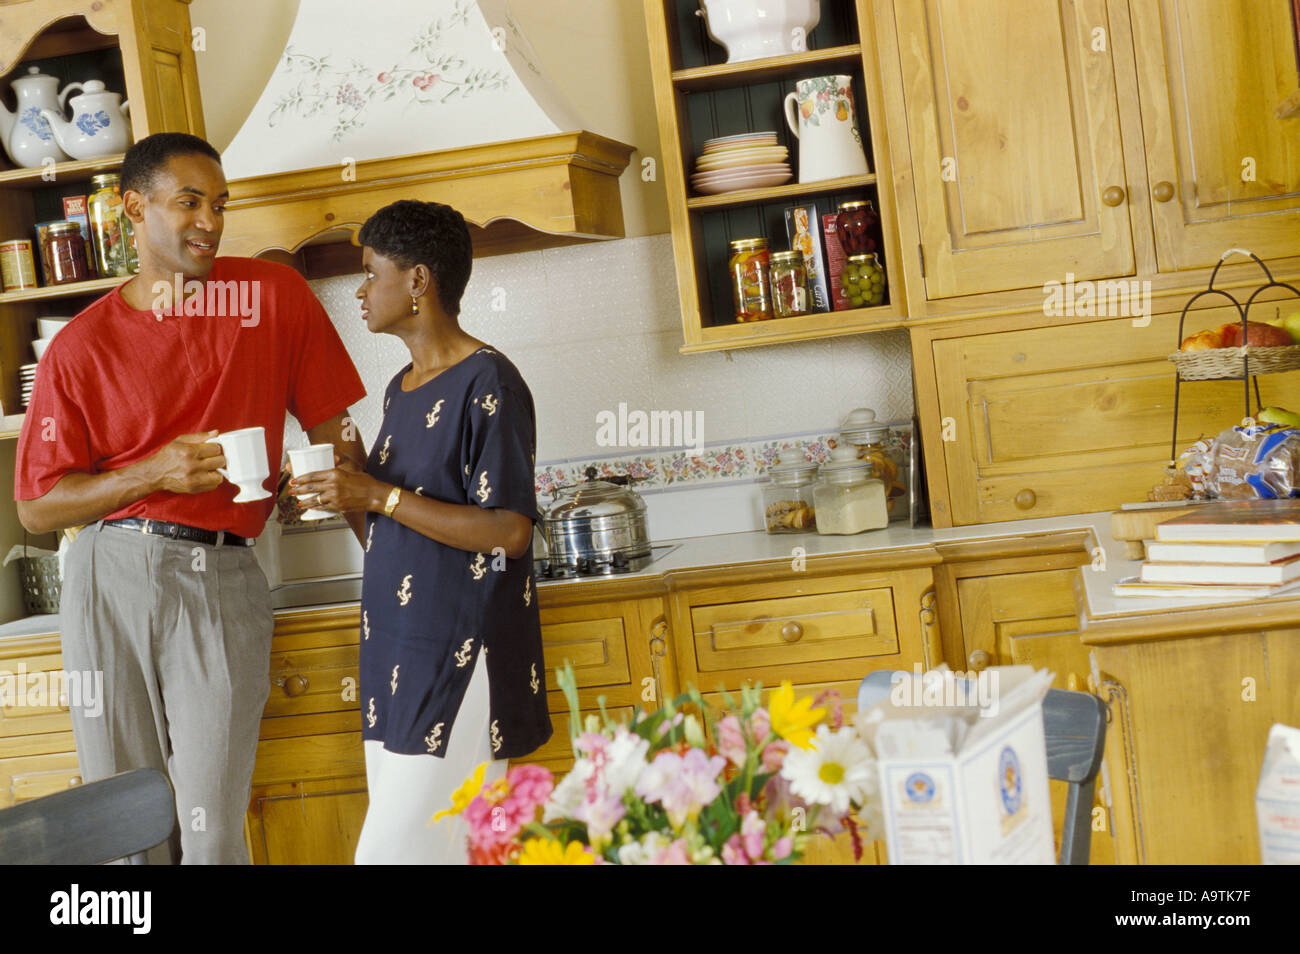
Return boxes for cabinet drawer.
[539,616,632,692]
[0,652,75,737]
[0,749,80,808]
[265,646,359,718]
[691,588,898,672]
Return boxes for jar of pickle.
[840,252,885,308]
[88,173,139,278]
[835,200,880,256]
[840,407,903,518]
[42,222,90,285]
[729,238,772,322]
[769,250,809,318]
[813,454,888,535]
[761,458,818,532]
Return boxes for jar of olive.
[729,238,773,322]
[839,252,886,308]
[769,250,809,318]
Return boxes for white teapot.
[0,67,70,167]
[40,80,132,161]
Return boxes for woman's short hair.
[358,200,473,316]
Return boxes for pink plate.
[691,169,793,195]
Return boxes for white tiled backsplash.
[290,233,914,541]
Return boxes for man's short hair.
[358,200,473,317]
[120,133,223,196]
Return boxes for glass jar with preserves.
[839,252,886,308]
[42,222,90,285]
[88,173,139,278]
[729,238,772,322]
[769,250,809,318]
[761,458,818,532]
[835,200,880,256]
[813,455,888,535]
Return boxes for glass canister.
[840,252,886,308]
[813,453,888,535]
[88,173,139,278]
[729,238,772,322]
[42,222,90,285]
[761,458,819,532]
[769,250,809,318]
[835,200,880,256]
[840,408,902,518]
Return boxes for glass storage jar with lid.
[814,445,888,535]
[840,407,901,518]
[769,250,808,318]
[761,456,818,532]
[728,238,772,322]
[42,222,91,285]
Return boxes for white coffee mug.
[288,444,336,520]
[214,426,272,503]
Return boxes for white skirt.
[354,650,507,864]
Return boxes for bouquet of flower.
[435,665,884,864]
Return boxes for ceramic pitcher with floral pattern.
[782,74,870,183]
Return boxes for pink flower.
[653,838,691,865]
[772,836,793,860]
[741,810,767,860]
[761,739,789,774]
[717,714,747,768]
[635,749,725,826]
[377,71,391,83]
[722,834,750,865]
[575,791,625,844]
[750,707,771,744]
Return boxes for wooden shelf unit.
[643,0,906,354]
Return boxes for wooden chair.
[0,768,175,864]
[857,672,1107,864]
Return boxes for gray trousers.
[59,521,273,864]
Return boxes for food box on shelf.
[784,204,830,313]
[822,213,849,311]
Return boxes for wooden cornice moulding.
[219,130,636,262]
[0,0,125,72]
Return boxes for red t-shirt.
[14,257,366,539]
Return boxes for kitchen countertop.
[4,509,1296,641]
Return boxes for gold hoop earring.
[410,297,420,315]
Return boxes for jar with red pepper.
[728,238,772,322]
[42,221,91,285]
[835,200,880,256]
[769,250,809,318]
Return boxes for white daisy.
[780,724,877,815]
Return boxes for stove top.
[535,543,680,579]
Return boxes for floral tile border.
[535,423,915,507]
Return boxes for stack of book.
[1114,499,1300,598]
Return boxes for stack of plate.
[19,363,37,408]
[690,132,792,195]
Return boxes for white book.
[1139,555,1300,585]
[1113,577,1300,599]
[1145,540,1300,565]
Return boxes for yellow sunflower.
[768,682,826,750]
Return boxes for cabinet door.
[246,777,368,865]
[1131,0,1300,270]
[888,0,1133,297]
[955,568,1114,865]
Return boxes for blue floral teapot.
[0,67,70,167]
[40,80,132,161]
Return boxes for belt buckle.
[140,519,152,536]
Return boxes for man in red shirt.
[14,133,367,864]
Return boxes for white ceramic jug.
[0,67,70,167]
[40,80,132,160]
[782,74,870,183]
[697,0,821,64]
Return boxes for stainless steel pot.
[535,473,651,570]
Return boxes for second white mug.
[288,444,336,520]
[214,426,272,503]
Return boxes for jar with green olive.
[840,252,885,308]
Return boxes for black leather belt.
[103,518,254,547]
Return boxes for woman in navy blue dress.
[291,200,551,863]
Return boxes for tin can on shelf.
[0,239,38,292]
[769,250,809,318]
[88,172,139,278]
[728,238,772,322]
[41,222,90,285]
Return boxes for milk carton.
[861,666,1056,864]
[1256,723,1300,864]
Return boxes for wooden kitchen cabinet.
[0,633,79,807]
[917,304,1300,526]
[878,0,1132,300]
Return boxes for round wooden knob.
[968,649,991,671]
[1101,186,1125,206]
[1014,489,1037,510]
[780,621,803,643]
[282,674,309,697]
[68,776,81,787]
[1067,672,1080,692]
[1152,181,1175,203]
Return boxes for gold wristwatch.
[382,486,402,518]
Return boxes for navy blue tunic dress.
[359,346,552,760]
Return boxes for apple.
[1284,311,1300,344]
[1219,322,1292,348]
[1258,406,1300,428]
